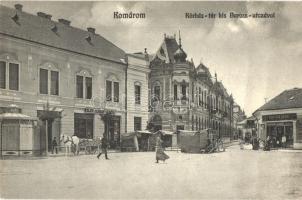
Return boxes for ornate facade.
[149,34,234,140]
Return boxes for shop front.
[266,122,293,148]
[261,113,298,149]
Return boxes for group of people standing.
[239,134,288,151]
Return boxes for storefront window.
[74,113,94,138]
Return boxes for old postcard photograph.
[0,0,301,199]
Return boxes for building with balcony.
[148,34,234,140]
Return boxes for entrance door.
[107,116,120,149]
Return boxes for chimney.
[45,14,52,20]
[58,18,71,26]
[14,4,23,11]
[87,27,96,34]
[37,12,47,18]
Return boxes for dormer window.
[11,13,19,23]
[51,25,58,33]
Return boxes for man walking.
[97,137,109,160]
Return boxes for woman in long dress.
[155,134,169,163]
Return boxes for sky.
[2,1,302,116]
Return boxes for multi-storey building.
[0,4,149,153]
[148,34,234,140]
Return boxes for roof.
[256,88,302,112]
[153,36,180,63]
[0,5,126,64]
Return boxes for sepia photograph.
[0,0,301,199]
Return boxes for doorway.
[107,116,120,149]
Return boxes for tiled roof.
[256,88,302,111]
[0,5,126,64]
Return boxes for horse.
[60,134,73,156]
[71,135,80,155]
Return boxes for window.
[40,68,59,95]
[76,75,83,98]
[191,84,194,102]
[106,80,119,102]
[51,71,59,95]
[181,85,186,100]
[0,61,19,91]
[199,88,201,106]
[76,75,92,99]
[134,117,142,131]
[174,84,178,100]
[85,77,92,99]
[135,85,141,104]
[74,113,94,138]
[0,61,6,89]
[9,63,19,90]
[40,69,48,94]
[106,80,112,101]
[154,86,160,100]
[114,82,119,102]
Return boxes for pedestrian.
[264,135,271,151]
[282,135,287,148]
[51,137,58,154]
[239,136,244,150]
[155,133,169,163]
[97,137,109,160]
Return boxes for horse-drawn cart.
[79,138,101,154]
[179,129,225,153]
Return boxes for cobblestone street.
[1,145,301,199]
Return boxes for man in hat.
[97,136,109,160]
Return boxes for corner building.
[149,35,234,141]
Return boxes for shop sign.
[84,108,104,114]
[263,113,297,122]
